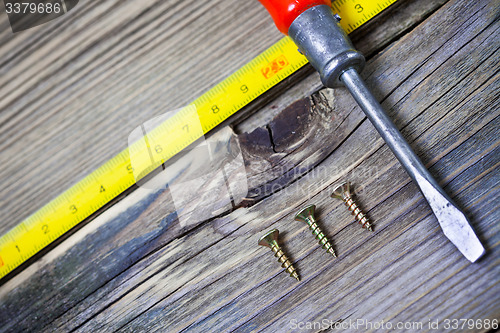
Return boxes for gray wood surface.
[1,0,499,332]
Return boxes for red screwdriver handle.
[259,0,331,34]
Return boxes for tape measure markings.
[0,0,397,279]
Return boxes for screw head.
[295,204,316,223]
[331,182,350,200]
[258,229,280,248]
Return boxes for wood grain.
[0,0,448,235]
[0,0,499,332]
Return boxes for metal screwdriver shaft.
[340,68,485,262]
[258,0,485,262]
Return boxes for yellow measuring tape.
[0,0,396,279]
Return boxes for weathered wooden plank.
[165,107,499,333]
[0,0,448,327]
[52,1,495,328]
[0,0,448,236]
[246,94,499,333]
[106,0,500,330]
[0,0,498,332]
[0,0,280,234]
[226,127,499,332]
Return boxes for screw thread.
[271,245,300,281]
[306,220,336,257]
[343,195,372,231]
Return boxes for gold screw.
[295,205,336,258]
[331,182,373,231]
[258,229,300,282]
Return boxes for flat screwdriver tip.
[416,173,485,262]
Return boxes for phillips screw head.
[332,182,373,231]
[258,229,300,282]
[295,205,336,258]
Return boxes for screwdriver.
[258,0,485,262]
